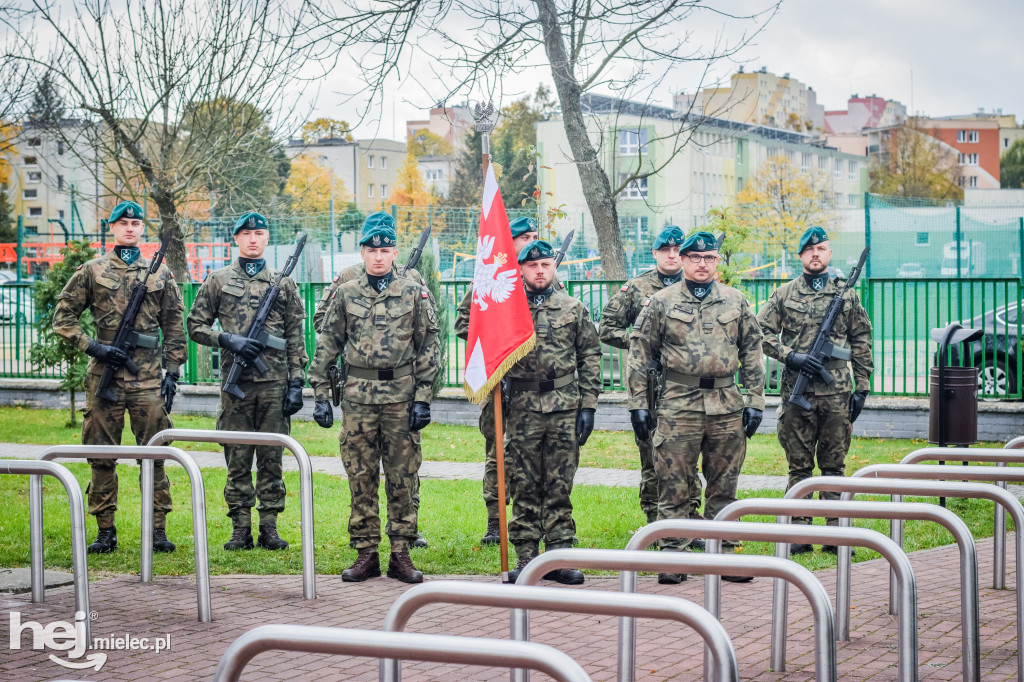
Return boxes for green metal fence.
[1,278,1020,400]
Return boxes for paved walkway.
[2,535,1019,680]
[0,442,790,491]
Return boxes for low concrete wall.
[2,378,1021,442]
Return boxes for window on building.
[58,210,65,219]
[848,160,856,181]
[57,141,64,155]
[833,158,842,180]
[24,224,38,235]
[27,137,41,147]
[916,232,929,245]
[24,156,36,165]
[23,189,37,199]
[968,130,978,143]
[834,192,842,206]
[367,183,374,198]
[800,153,810,172]
[368,155,374,168]
[1007,138,1011,149]
[617,173,648,199]
[848,194,858,208]
[957,130,966,143]
[380,184,387,198]
[380,157,387,169]
[26,171,41,182]
[818,156,827,171]
[28,207,43,217]
[969,176,978,187]
[618,129,648,155]
[57,174,64,190]
[970,153,978,165]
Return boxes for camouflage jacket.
[507,289,603,413]
[454,279,562,341]
[186,260,308,384]
[599,268,677,349]
[309,272,440,405]
[627,281,765,414]
[756,275,873,395]
[52,250,187,389]
[313,263,424,334]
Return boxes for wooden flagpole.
[474,101,511,580]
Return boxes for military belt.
[509,372,576,393]
[664,371,734,389]
[346,364,413,381]
[96,328,159,349]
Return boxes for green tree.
[492,87,554,211]
[29,240,97,426]
[868,120,962,200]
[443,128,484,208]
[27,71,66,126]
[694,207,750,288]
[0,189,13,241]
[1001,139,1024,189]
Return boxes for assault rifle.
[94,227,174,402]
[644,361,663,441]
[404,225,431,272]
[788,246,869,410]
[222,234,307,400]
[554,229,575,267]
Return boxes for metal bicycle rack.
[899,444,1024,590]
[2,459,91,642]
[717,498,978,682]
[787,476,1024,681]
[512,545,835,682]
[214,624,593,682]
[147,428,316,599]
[32,445,212,623]
[853,463,1024,680]
[381,580,738,682]
[623,519,914,682]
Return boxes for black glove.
[630,409,654,442]
[849,390,868,424]
[409,401,431,431]
[282,378,305,417]
[86,340,128,368]
[576,408,596,447]
[160,371,178,414]
[742,407,763,439]
[313,398,333,428]
[218,332,265,363]
[785,351,825,378]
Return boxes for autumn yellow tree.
[284,153,349,214]
[301,118,355,143]
[869,120,962,199]
[386,150,433,238]
[736,154,833,264]
[408,129,453,157]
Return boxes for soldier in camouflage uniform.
[757,225,873,553]
[309,213,440,583]
[186,212,308,551]
[627,231,764,584]
[312,212,431,549]
[505,240,602,585]
[454,216,539,544]
[600,225,704,540]
[52,201,186,554]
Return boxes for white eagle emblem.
[372,234,381,246]
[126,207,134,217]
[696,238,705,249]
[472,235,520,311]
[248,216,256,228]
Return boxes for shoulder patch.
[77,264,83,270]
[643,298,651,306]
[620,284,628,292]
[421,289,428,298]
[333,276,339,283]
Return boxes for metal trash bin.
[929,323,983,446]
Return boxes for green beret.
[359,212,398,248]
[652,225,685,250]
[232,211,269,235]
[798,226,829,253]
[108,201,145,224]
[517,239,555,264]
[680,231,718,254]
[362,211,396,236]
[510,217,539,238]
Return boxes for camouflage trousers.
[82,373,173,529]
[507,409,578,557]
[652,408,745,551]
[216,380,289,527]
[339,399,421,552]
[778,392,853,526]
[636,433,704,523]
[480,393,513,520]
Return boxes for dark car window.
[1005,306,1019,325]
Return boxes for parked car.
[897,263,926,278]
[955,300,1022,397]
[0,286,36,324]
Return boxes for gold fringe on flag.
[463,332,537,404]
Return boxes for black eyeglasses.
[685,254,718,264]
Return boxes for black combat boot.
[257,524,289,551]
[152,528,176,553]
[224,524,254,551]
[658,572,686,585]
[412,532,428,549]
[543,568,585,585]
[88,526,118,554]
[481,519,501,545]
[507,549,537,584]
[387,550,424,584]
[342,550,381,582]
[790,543,814,555]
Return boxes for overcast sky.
[328,0,1024,140]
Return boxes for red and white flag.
[463,164,535,403]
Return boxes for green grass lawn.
[0,462,1010,578]
[0,406,1005,476]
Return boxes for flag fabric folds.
[463,164,536,403]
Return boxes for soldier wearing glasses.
[626,231,765,584]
